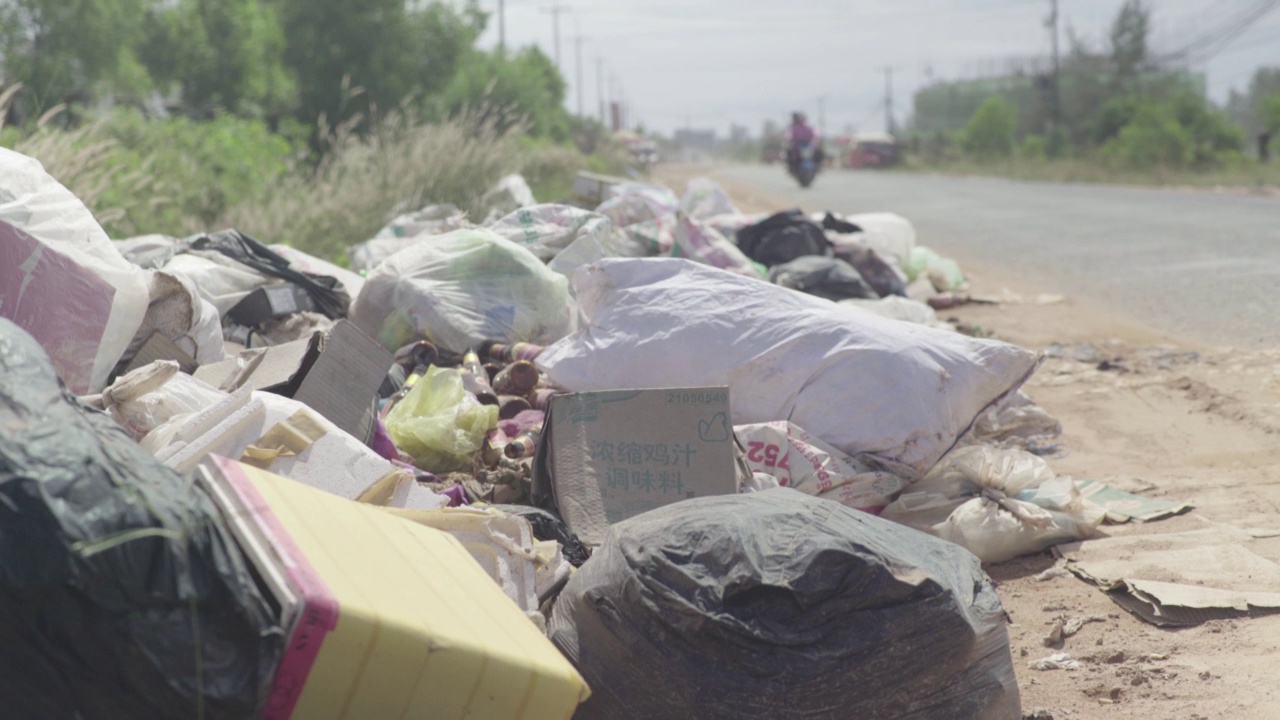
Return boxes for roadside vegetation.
[902,0,1280,190]
[0,0,630,262]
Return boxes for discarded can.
[498,395,533,421]
[461,350,499,405]
[483,341,543,363]
[504,424,543,459]
[493,360,539,396]
[379,364,429,421]
[393,340,438,373]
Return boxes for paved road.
[719,164,1280,348]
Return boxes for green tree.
[1109,0,1150,83]
[0,0,152,111]
[962,95,1018,159]
[1101,103,1191,169]
[273,0,481,125]
[1260,94,1280,161]
[439,46,570,140]
[141,0,296,116]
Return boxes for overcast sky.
[474,0,1280,136]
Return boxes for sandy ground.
[656,164,1280,720]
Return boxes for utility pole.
[879,66,895,135]
[498,0,506,54]
[596,56,606,125]
[1046,0,1062,138]
[541,3,570,72]
[572,32,586,117]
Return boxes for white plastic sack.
[480,173,537,223]
[964,390,1063,452]
[103,360,228,441]
[620,214,676,255]
[679,177,738,219]
[537,259,1040,480]
[375,203,469,239]
[350,228,576,355]
[161,252,274,315]
[114,234,184,268]
[595,183,678,228]
[837,212,916,268]
[0,148,150,394]
[348,203,471,273]
[119,270,226,371]
[487,204,613,263]
[703,212,768,243]
[269,243,365,299]
[880,445,1105,563]
[735,421,907,513]
[842,296,953,330]
[670,213,760,277]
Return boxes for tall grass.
[221,107,528,261]
[3,85,630,262]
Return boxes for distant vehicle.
[787,141,821,188]
[761,138,784,164]
[843,132,899,169]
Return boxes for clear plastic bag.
[351,228,576,354]
[385,366,499,473]
[679,176,738,219]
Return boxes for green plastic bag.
[385,366,498,473]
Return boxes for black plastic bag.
[549,489,1021,720]
[734,209,832,267]
[768,255,879,301]
[838,245,908,298]
[821,211,863,234]
[0,318,284,719]
[492,504,591,567]
[188,229,351,319]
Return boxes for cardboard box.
[532,387,739,546]
[197,456,590,720]
[195,320,391,442]
[122,331,199,375]
[227,283,316,327]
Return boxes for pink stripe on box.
[209,455,339,720]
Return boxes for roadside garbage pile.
[1,145,1099,718]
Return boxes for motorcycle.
[787,142,821,188]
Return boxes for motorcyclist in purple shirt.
[784,112,823,167]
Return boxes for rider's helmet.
[791,112,806,125]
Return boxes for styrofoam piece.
[145,387,414,506]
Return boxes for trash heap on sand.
[1,146,1112,719]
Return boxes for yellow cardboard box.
[200,455,590,719]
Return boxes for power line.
[540,3,571,71]
[571,28,586,117]
[1160,0,1280,62]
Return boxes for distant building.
[673,128,716,155]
